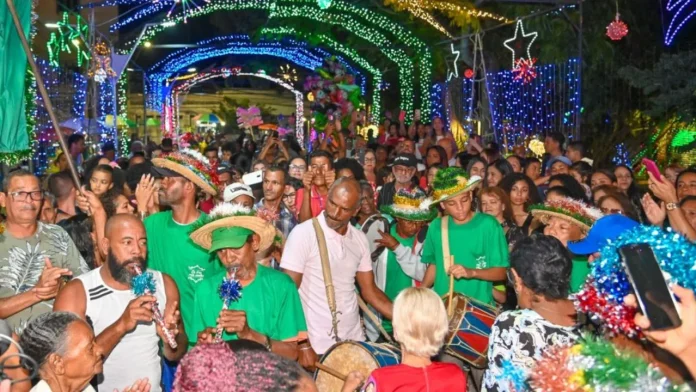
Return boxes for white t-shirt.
[280,213,372,354]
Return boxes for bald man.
[281,178,393,360]
[54,214,187,392]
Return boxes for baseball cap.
[209,227,254,253]
[391,153,417,168]
[568,214,640,255]
[217,163,232,175]
[547,155,573,169]
[223,183,255,203]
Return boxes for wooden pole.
[314,362,347,381]
[447,255,455,317]
[5,0,81,188]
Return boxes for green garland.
[380,204,437,222]
[432,167,469,192]
[528,203,594,228]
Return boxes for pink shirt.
[295,186,327,218]
[280,213,372,354]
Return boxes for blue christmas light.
[612,143,631,166]
[665,0,696,45]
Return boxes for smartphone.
[642,158,662,182]
[242,170,263,186]
[619,243,682,330]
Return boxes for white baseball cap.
[223,183,255,203]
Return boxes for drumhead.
[361,215,390,262]
[314,341,400,392]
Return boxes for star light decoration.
[447,43,460,82]
[503,20,538,69]
[46,12,90,67]
[278,64,298,83]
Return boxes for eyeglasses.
[364,158,376,163]
[283,193,296,200]
[600,207,624,215]
[8,191,43,202]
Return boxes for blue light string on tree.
[431,83,444,124]
[612,143,631,166]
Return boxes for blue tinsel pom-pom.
[131,271,156,296]
[501,359,527,391]
[219,278,243,304]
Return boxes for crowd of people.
[0,117,695,392]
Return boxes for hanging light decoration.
[606,0,629,41]
[512,58,537,84]
[277,64,298,83]
[87,40,116,83]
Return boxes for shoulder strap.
[441,217,452,270]
[311,218,341,343]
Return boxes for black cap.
[151,166,182,178]
[391,153,418,168]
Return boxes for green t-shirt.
[382,225,416,333]
[420,214,509,305]
[144,211,222,337]
[570,256,590,294]
[189,264,307,347]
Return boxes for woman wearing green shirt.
[529,197,604,293]
[188,203,307,360]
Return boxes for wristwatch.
[666,202,679,211]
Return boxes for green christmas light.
[46,12,90,67]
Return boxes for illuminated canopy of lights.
[115,0,431,121]
[165,68,304,143]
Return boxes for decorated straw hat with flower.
[190,203,277,254]
[152,149,220,196]
[530,198,604,234]
[430,167,482,204]
[380,188,437,222]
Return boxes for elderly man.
[281,177,393,360]
[256,165,297,239]
[377,153,419,208]
[0,170,87,334]
[55,214,187,392]
[189,204,306,360]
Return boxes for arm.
[277,140,291,161]
[281,269,303,288]
[257,138,274,162]
[647,172,696,241]
[450,267,507,282]
[1,259,73,319]
[393,244,427,281]
[0,292,42,320]
[298,181,314,223]
[356,271,393,320]
[95,295,158,358]
[238,328,298,360]
[161,274,187,361]
[422,264,436,288]
[52,279,87,317]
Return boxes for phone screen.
[619,243,681,330]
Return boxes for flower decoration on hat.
[575,226,696,337]
[380,188,437,222]
[431,167,482,203]
[529,335,679,391]
[530,198,603,233]
[154,149,220,196]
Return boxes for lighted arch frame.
[166,70,304,143]
[119,0,431,121]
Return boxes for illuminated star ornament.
[278,64,298,83]
[503,20,538,69]
[447,43,460,82]
[512,58,537,84]
[664,0,696,45]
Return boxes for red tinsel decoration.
[606,15,629,41]
[464,69,474,79]
[528,346,576,392]
[575,282,641,338]
[512,58,537,84]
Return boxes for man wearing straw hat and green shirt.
[188,203,307,360]
[366,188,437,341]
[146,149,224,338]
[420,167,509,305]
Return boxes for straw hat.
[190,204,277,253]
[530,198,604,234]
[152,149,219,196]
[380,188,437,222]
[431,167,482,204]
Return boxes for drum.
[443,293,498,368]
[314,341,401,392]
[361,215,390,262]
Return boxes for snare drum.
[443,293,498,368]
[314,341,401,392]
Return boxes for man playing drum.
[188,203,307,361]
[366,188,437,341]
[281,177,393,363]
[421,167,509,304]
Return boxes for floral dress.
[482,309,582,392]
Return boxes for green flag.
[0,1,32,158]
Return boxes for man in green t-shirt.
[189,203,307,361]
[146,150,223,338]
[421,168,509,305]
[366,188,437,340]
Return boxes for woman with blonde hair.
[343,287,466,392]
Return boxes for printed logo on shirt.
[187,265,205,283]
[475,256,486,269]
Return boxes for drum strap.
[312,218,342,343]
[441,217,452,270]
[312,218,394,344]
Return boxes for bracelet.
[264,334,272,351]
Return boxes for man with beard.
[54,214,187,392]
[377,153,420,208]
[255,165,296,239]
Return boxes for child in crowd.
[87,164,114,197]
